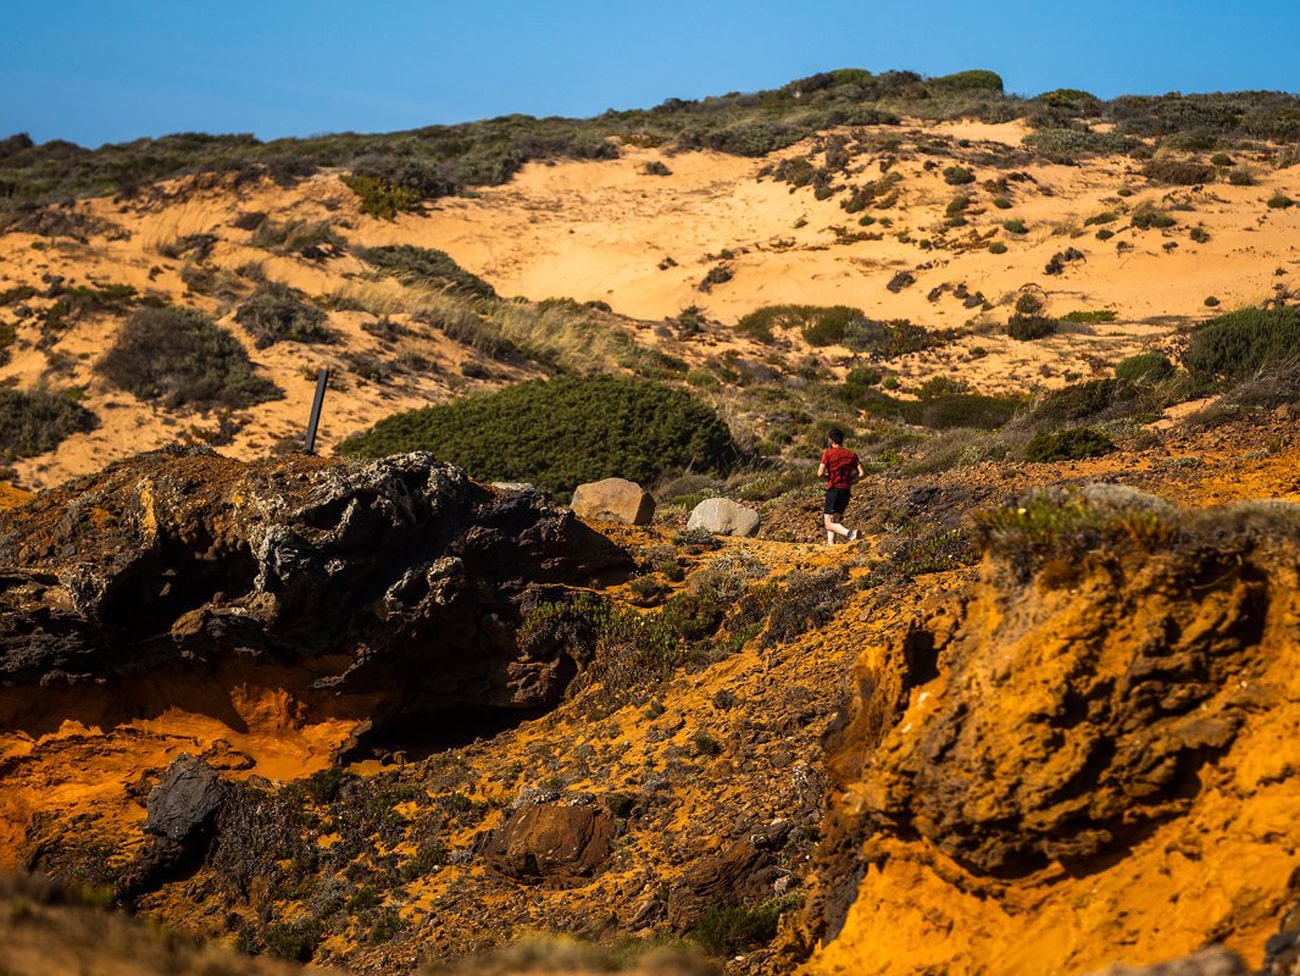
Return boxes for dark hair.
[827,428,845,445]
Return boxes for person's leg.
[824,513,845,544]
[824,487,852,543]
[825,488,854,542]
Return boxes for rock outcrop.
[687,497,761,537]
[0,448,630,738]
[569,478,655,526]
[805,491,1300,975]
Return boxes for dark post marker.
[304,367,330,454]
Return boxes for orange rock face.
[809,493,1300,975]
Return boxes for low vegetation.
[1184,305,1300,383]
[358,245,497,300]
[0,387,98,460]
[735,304,943,357]
[234,282,335,348]
[96,306,283,409]
[340,376,737,494]
[6,69,1300,211]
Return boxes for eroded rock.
[0,448,631,735]
[570,478,655,526]
[686,497,760,537]
[484,797,615,881]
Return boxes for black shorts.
[824,487,851,516]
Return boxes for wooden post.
[304,368,330,454]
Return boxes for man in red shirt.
[818,428,865,545]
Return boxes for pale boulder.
[570,477,656,525]
[687,497,760,537]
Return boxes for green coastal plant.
[341,376,736,493]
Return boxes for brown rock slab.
[570,477,655,525]
[485,798,615,881]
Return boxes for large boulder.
[570,477,655,526]
[687,497,760,537]
[146,754,224,842]
[0,448,632,736]
[484,797,615,881]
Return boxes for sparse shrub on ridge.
[234,282,335,348]
[1025,426,1116,462]
[358,245,497,300]
[96,306,282,410]
[340,376,736,494]
[1142,158,1215,185]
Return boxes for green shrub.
[1210,152,1234,167]
[1083,211,1118,226]
[1267,191,1295,209]
[1131,203,1177,229]
[1061,309,1117,324]
[988,240,1008,254]
[96,306,282,410]
[1002,218,1027,234]
[691,895,801,956]
[1227,168,1256,186]
[945,193,972,216]
[1185,305,1300,382]
[234,282,334,348]
[340,174,422,219]
[1029,378,1145,423]
[359,244,497,299]
[1204,296,1220,307]
[1189,225,1211,243]
[642,160,672,176]
[737,304,938,356]
[1022,128,1137,163]
[942,165,975,185]
[341,376,736,493]
[1007,315,1056,340]
[1025,426,1116,462]
[0,387,98,460]
[1114,351,1175,383]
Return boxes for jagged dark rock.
[146,753,224,843]
[0,448,631,737]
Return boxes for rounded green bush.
[1025,426,1116,462]
[341,376,737,493]
[1114,351,1175,383]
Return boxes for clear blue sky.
[3,1,1298,149]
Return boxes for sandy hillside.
[1,118,1298,490]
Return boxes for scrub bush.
[341,376,736,493]
[0,388,98,460]
[97,306,282,409]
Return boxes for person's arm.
[818,461,828,480]
[855,462,865,482]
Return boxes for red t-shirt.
[821,446,860,489]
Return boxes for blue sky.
[3,1,1298,148]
